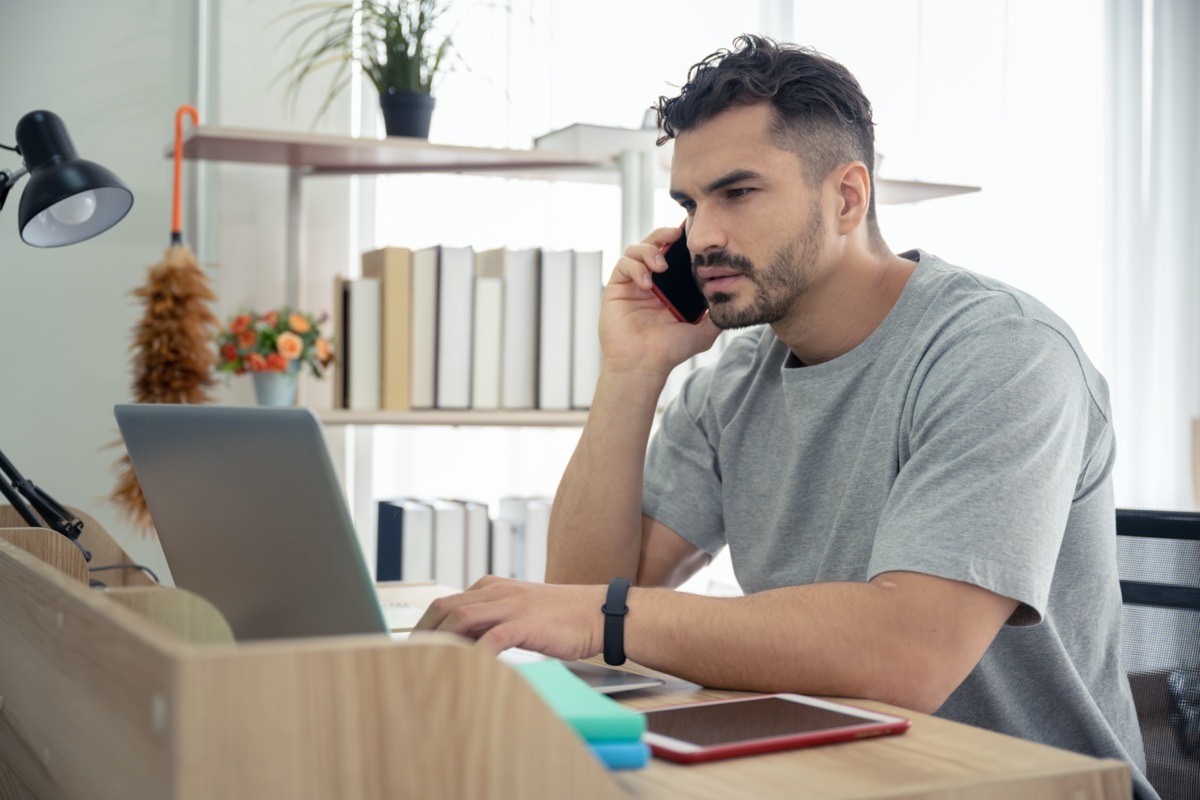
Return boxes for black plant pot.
[379,89,435,139]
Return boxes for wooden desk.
[612,671,1131,798]
[0,534,1130,800]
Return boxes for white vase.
[251,369,299,407]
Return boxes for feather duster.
[109,244,218,535]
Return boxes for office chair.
[1116,508,1200,800]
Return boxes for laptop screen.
[114,404,388,640]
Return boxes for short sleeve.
[643,366,727,555]
[869,316,1097,625]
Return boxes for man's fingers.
[614,226,684,291]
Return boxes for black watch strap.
[602,578,631,666]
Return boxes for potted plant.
[277,0,455,138]
[216,307,334,406]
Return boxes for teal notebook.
[514,660,648,742]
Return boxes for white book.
[490,517,514,579]
[410,246,440,410]
[347,277,382,410]
[497,496,532,580]
[571,250,604,409]
[450,498,491,586]
[399,500,434,583]
[523,497,553,583]
[498,248,540,409]
[427,498,467,589]
[436,246,475,409]
[538,250,574,410]
[472,271,504,410]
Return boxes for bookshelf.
[319,409,589,427]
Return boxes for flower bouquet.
[216,307,334,406]
[216,307,334,377]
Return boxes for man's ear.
[829,161,871,235]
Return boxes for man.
[417,35,1154,798]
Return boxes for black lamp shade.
[13,110,133,247]
[18,161,133,246]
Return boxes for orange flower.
[238,329,258,349]
[288,313,311,334]
[315,338,331,363]
[220,343,238,363]
[262,310,279,327]
[265,353,288,372]
[244,353,267,372]
[276,331,303,360]
[229,314,252,334]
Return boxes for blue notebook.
[587,740,650,770]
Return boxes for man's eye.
[727,187,751,199]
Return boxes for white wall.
[0,0,200,579]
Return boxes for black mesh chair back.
[1116,508,1200,800]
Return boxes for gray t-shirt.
[644,250,1155,798]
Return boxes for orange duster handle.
[172,105,199,244]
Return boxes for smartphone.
[641,693,910,764]
[651,222,709,324]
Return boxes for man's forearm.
[621,575,1015,714]
[545,369,664,584]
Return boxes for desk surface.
[380,582,1130,799]
[606,663,1130,799]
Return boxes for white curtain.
[1106,0,1200,510]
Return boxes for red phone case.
[642,694,911,764]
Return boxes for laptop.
[115,403,394,640]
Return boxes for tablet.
[642,693,910,763]
[562,660,665,695]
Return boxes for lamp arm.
[0,165,28,212]
[0,447,90,561]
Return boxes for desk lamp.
[0,109,135,558]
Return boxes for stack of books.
[514,659,649,771]
[335,245,605,412]
[376,495,553,588]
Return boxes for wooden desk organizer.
[0,521,624,799]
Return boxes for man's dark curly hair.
[656,35,879,224]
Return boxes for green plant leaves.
[274,0,456,125]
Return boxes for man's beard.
[698,210,824,330]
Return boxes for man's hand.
[600,226,721,379]
[413,576,607,660]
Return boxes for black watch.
[602,578,631,666]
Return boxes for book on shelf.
[426,498,467,589]
[436,246,475,409]
[449,498,490,587]
[477,247,541,410]
[571,250,604,409]
[361,246,414,411]
[490,517,515,579]
[335,275,382,411]
[523,497,552,582]
[376,498,434,583]
[472,258,505,410]
[332,275,349,409]
[410,245,441,410]
[495,496,552,582]
[538,249,573,411]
